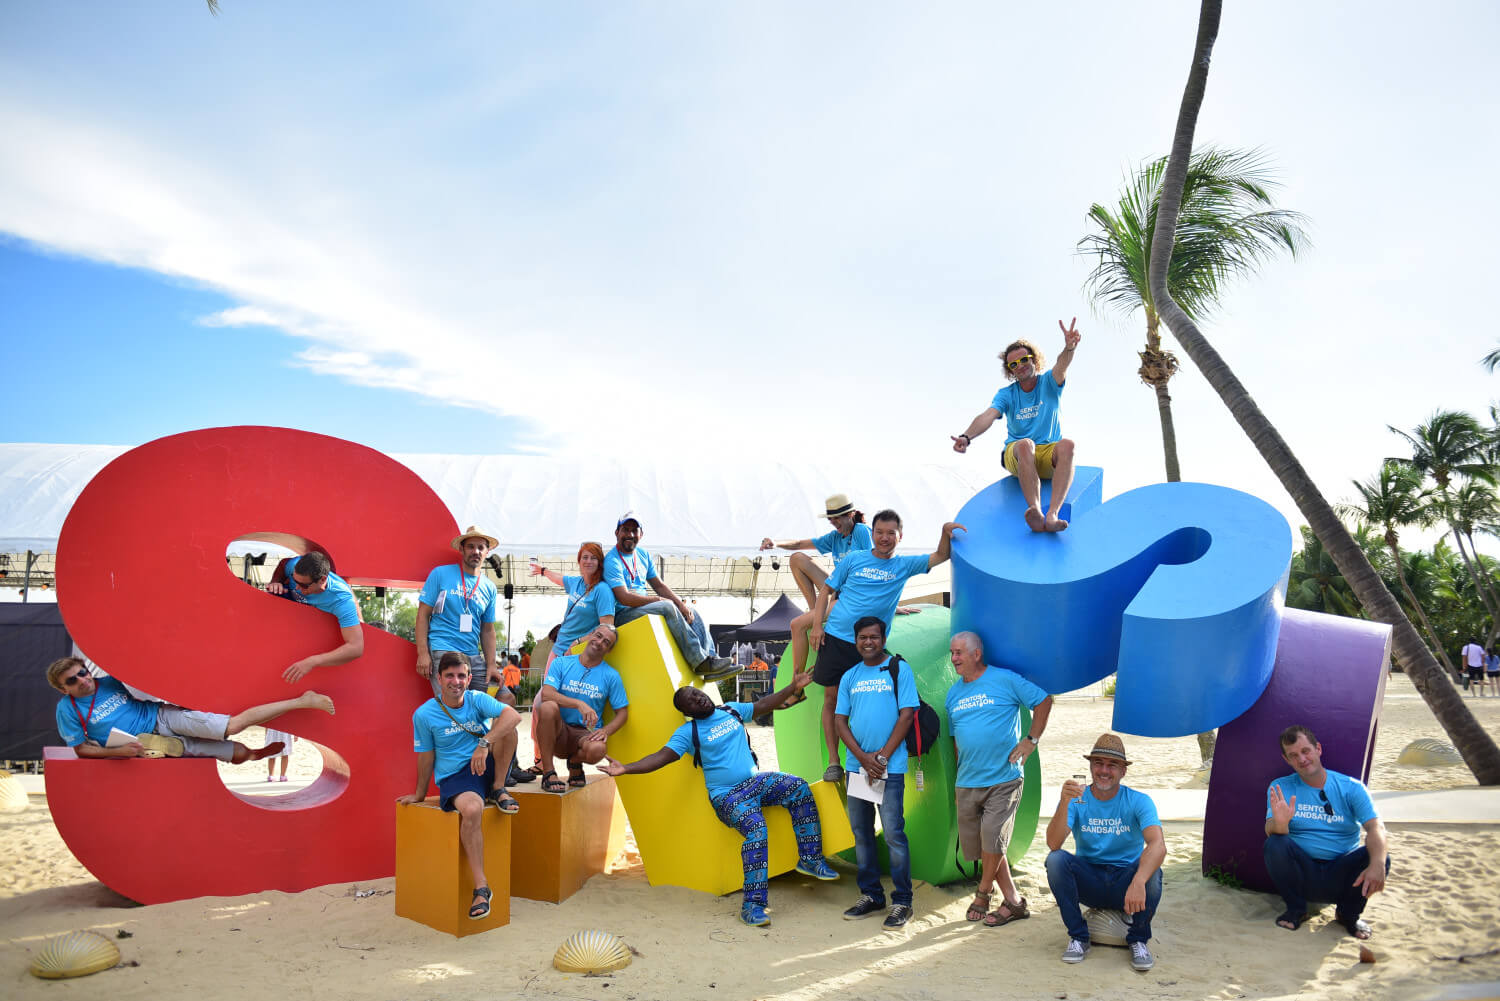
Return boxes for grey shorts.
[155,706,236,761]
[956,778,1024,861]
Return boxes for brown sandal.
[966,889,992,922]
[983,896,1030,927]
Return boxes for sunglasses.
[62,670,90,687]
[1319,790,1334,816]
[1006,354,1035,371]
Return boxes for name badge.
[459,613,473,633]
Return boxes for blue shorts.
[437,754,497,811]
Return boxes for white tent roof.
[0,442,993,559]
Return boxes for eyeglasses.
[1319,790,1334,816]
[62,670,90,687]
[1006,354,1035,371]
[293,577,324,590]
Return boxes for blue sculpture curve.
[950,466,1291,736]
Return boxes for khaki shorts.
[556,723,591,760]
[956,779,1024,860]
[1003,440,1059,478]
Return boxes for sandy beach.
[4,672,1499,1001]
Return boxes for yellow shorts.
[1003,440,1059,478]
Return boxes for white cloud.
[197,306,288,329]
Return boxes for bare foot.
[1023,508,1045,532]
[249,741,286,761]
[1044,515,1069,533]
[302,692,336,715]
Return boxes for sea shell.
[1397,738,1464,767]
[0,770,28,814]
[29,930,121,979]
[552,930,632,974]
[1085,907,1131,948]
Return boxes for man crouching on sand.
[48,656,334,762]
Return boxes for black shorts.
[812,634,863,687]
[1469,665,1487,682]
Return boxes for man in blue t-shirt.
[601,673,838,928]
[396,652,522,922]
[415,526,503,695]
[951,318,1082,533]
[1264,724,1389,940]
[833,616,918,928]
[534,625,630,792]
[47,655,335,762]
[604,512,735,680]
[267,550,365,683]
[945,631,1053,929]
[1045,733,1164,973]
[810,509,965,783]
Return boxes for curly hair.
[999,339,1045,382]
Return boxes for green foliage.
[521,630,537,656]
[355,589,418,642]
[1100,675,1117,698]
[513,673,543,707]
[1204,862,1244,890]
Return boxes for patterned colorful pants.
[711,771,824,906]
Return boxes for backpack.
[691,705,758,768]
[884,656,942,757]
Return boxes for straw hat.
[451,525,500,551]
[1084,732,1131,765]
[824,493,855,518]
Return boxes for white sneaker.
[1130,941,1154,972]
[1061,938,1090,964]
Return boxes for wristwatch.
[875,753,889,765]
[1026,734,1040,744]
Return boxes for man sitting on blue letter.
[1264,723,1389,940]
[1045,732,1163,973]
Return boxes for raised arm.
[1051,317,1081,385]
[952,408,1000,453]
[1046,778,1084,851]
[762,536,817,551]
[928,521,967,570]
[752,670,815,717]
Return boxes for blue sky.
[2,1,1499,538]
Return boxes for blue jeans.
[847,772,912,906]
[614,600,714,666]
[1263,835,1389,921]
[1045,849,1161,944]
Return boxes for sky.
[3,2,1499,555]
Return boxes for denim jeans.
[1263,835,1389,920]
[1045,849,1161,944]
[613,600,713,666]
[847,772,912,906]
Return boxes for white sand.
[3,672,1499,1000]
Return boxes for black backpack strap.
[691,705,758,768]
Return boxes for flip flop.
[540,770,567,793]
[983,896,1029,927]
[468,886,492,920]
[1275,910,1309,931]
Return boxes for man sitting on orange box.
[534,625,630,793]
[396,653,523,921]
[47,656,335,762]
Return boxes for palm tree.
[1150,0,1500,783]
[1336,462,1459,678]
[1483,346,1500,373]
[1286,526,1361,617]
[1079,149,1308,482]
[1443,478,1500,638]
[1389,411,1500,628]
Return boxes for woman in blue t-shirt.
[527,541,617,770]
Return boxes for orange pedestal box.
[395,800,512,937]
[507,774,627,903]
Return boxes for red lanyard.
[619,550,641,586]
[457,562,477,613]
[70,690,99,737]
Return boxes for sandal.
[485,789,519,814]
[525,762,546,776]
[568,764,587,789]
[1275,910,1309,931]
[983,896,1030,927]
[966,889,993,922]
[540,770,567,793]
[468,886,492,920]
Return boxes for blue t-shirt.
[542,655,629,728]
[813,523,874,566]
[666,700,757,801]
[835,656,918,775]
[283,562,361,628]
[1266,769,1378,861]
[1066,785,1161,866]
[412,691,508,782]
[55,676,159,747]
[990,369,1065,445]
[603,546,657,597]
[556,575,618,651]
[419,564,499,656]
[945,666,1051,788]
[824,551,932,643]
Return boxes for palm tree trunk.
[1150,0,1500,784]
[1144,308,1183,483]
